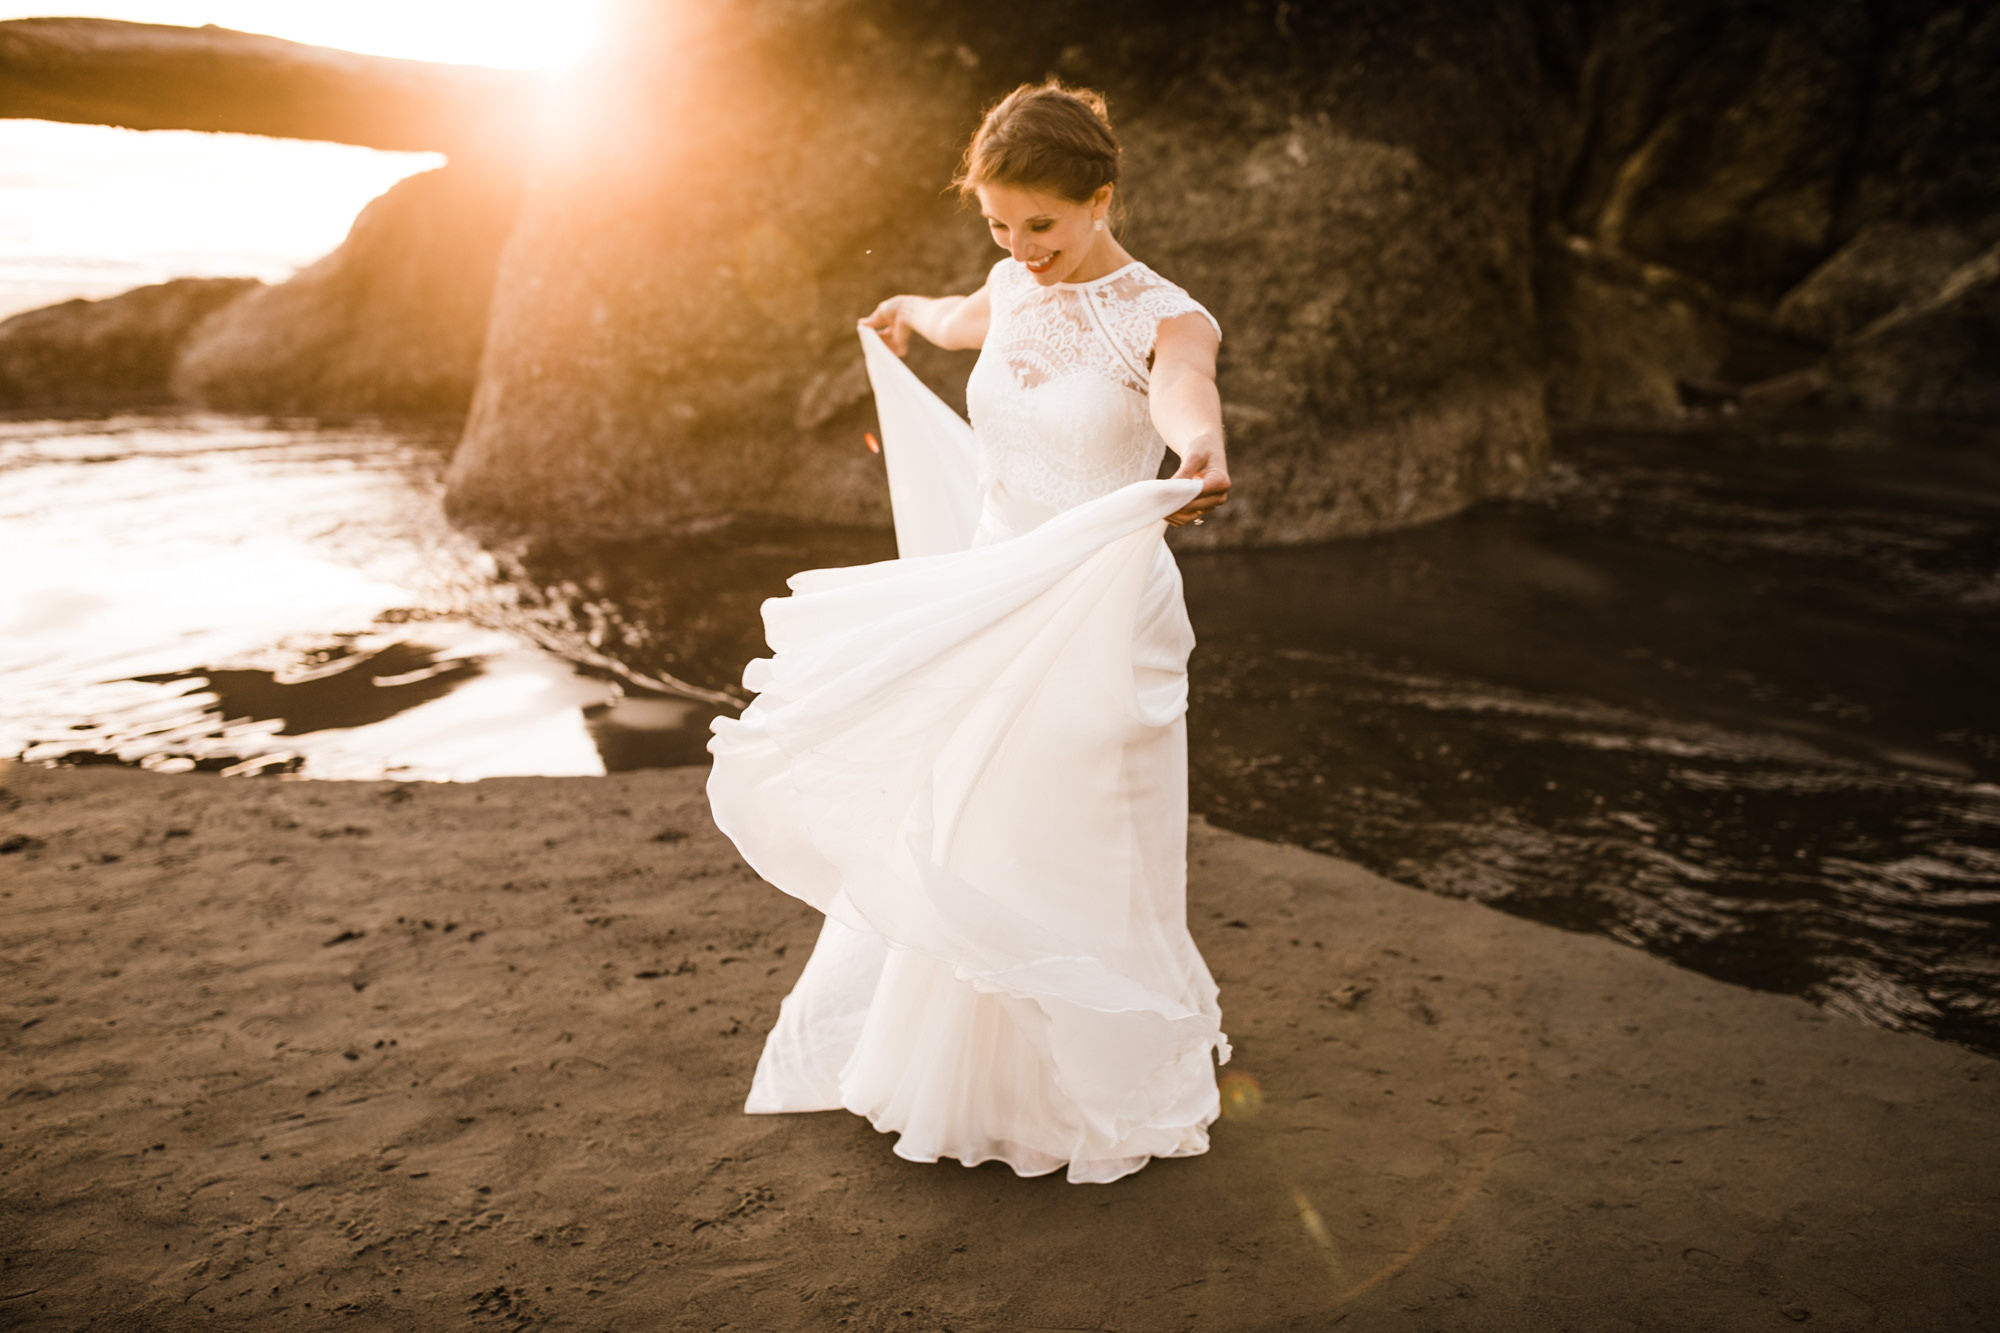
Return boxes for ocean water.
[0,414,741,780]
[0,120,441,320]
[1182,418,2000,1054]
[2,409,1995,1055]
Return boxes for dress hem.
[738,1101,1213,1186]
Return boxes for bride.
[707,80,1232,1184]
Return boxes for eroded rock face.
[448,7,988,537]
[1828,4,2000,241]
[1775,222,1988,346]
[447,0,1551,545]
[1537,233,1728,418]
[1550,1,2000,302]
[0,277,258,410]
[1114,88,1547,544]
[172,164,523,415]
[1828,245,2000,419]
[1535,1,2000,417]
[1564,2,1873,305]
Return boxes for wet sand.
[2,759,1993,1331]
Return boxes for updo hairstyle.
[954,80,1122,207]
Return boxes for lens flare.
[1289,1185,1348,1282]
[1217,1069,1263,1119]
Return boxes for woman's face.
[976,182,1112,286]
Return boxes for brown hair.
[954,80,1122,205]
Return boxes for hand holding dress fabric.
[860,286,993,358]
[858,296,916,357]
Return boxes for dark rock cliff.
[447,0,2000,542]
[1829,242,2000,419]
[448,6,989,539]
[1535,0,2000,416]
[446,0,1554,545]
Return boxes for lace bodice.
[966,257,1220,534]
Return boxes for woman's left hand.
[1167,436,1229,527]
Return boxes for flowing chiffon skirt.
[706,327,1228,1183]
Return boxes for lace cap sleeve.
[1076,266,1220,391]
[1096,266,1221,362]
[1134,277,1222,345]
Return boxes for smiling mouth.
[1025,252,1058,274]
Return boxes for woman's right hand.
[860,296,914,358]
[858,288,987,354]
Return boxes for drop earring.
[1093,217,1105,232]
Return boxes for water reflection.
[583,697,717,771]
[1181,415,2000,1053]
[2,409,1995,1055]
[0,416,615,779]
[137,640,483,738]
[497,524,896,699]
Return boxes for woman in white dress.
[707,81,1233,1184]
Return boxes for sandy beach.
[5,7,1998,1331]
[2,758,1993,1331]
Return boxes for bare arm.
[859,283,992,356]
[1150,312,1229,527]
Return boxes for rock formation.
[1540,0,2000,415]
[4,3,1997,540]
[0,277,257,411]
[1828,243,2000,419]
[447,0,1553,545]
[0,16,530,155]
[1546,0,1875,306]
[172,164,523,415]
[446,0,2000,541]
[0,17,529,417]
[447,5,991,538]
[1535,233,1729,418]
[1775,223,1990,346]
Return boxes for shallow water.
[1182,418,2000,1053]
[3,410,1995,1054]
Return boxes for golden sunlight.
[0,3,616,315]
[0,1,610,70]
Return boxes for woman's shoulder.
[986,255,1030,304]
[1097,261,1222,344]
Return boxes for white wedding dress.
[707,256,1230,1184]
